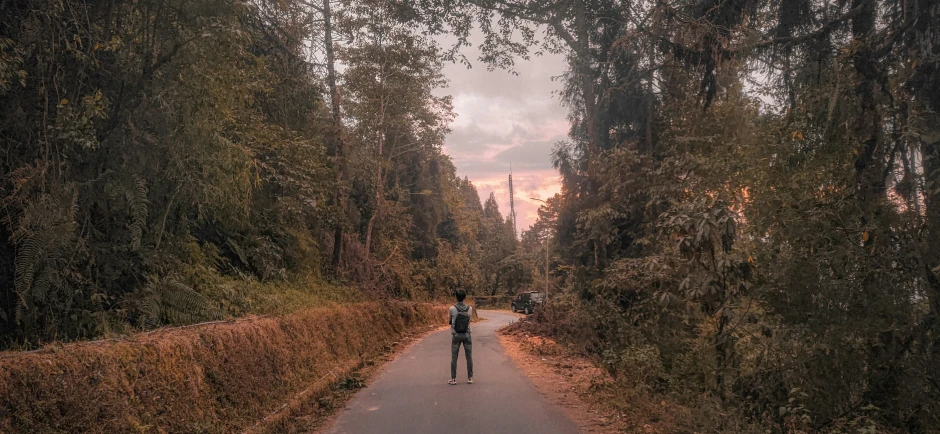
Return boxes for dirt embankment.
[0,301,447,433]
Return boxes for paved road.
[326,310,579,434]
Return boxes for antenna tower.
[509,163,517,236]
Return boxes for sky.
[434,35,570,235]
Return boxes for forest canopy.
[0,0,525,347]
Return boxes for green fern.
[138,278,223,328]
[12,234,42,302]
[12,192,78,310]
[127,176,149,251]
[226,237,249,265]
[29,267,60,304]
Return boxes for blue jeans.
[451,334,472,379]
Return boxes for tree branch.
[753,0,876,49]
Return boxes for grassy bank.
[0,301,447,433]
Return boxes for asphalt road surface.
[325,310,579,434]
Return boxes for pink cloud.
[472,169,561,234]
[434,28,569,235]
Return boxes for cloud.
[471,169,562,234]
[433,28,569,233]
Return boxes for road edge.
[310,323,452,434]
[496,327,623,433]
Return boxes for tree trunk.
[364,69,387,255]
[323,0,346,275]
[572,0,608,272]
[646,49,654,153]
[574,0,598,159]
[715,309,730,400]
[924,140,940,320]
[849,0,884,202]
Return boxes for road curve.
[325,310,579,434]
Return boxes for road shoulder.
[497,326,625,433]
[303,323,450,434]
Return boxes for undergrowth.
[514,296,909,434]
[238,276,365,316]
[505,306,761,434]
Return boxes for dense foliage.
[0,0,516,349]
[411,0,940,431]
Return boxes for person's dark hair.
[455,290,466,302]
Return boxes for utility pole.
[544,238,549,298]
[508,164,517,237]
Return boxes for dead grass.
[0,302,448,433]
[498,329,618,433]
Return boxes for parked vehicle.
[510,291,543,314]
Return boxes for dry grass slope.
[0,302,448,433]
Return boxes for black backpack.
[453,304,471,334]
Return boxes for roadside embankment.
[500,314,760,434]
[0,301,448,433]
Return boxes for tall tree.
[322,0,348,276]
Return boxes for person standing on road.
[449,290,473,385]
